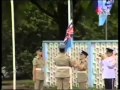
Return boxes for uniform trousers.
[79,82,88,90]
[56,77,70,90]
[104,78,115,89]
[34,80,44,90]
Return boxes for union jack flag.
[64,23,74,53]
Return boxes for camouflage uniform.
[33,56,45,90]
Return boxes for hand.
[99,53,103,57]
[99,54,106,60]
[74,64,78,68]
[73,61,79,68]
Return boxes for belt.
[77,71,87,73]
[56,66,71,69]
[35,68,42,70]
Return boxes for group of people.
[32,43,117,90]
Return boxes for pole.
[68,0,71,25]
[10,0,16,89]
[105,16,108,40]
[68,0,73,89]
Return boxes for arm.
[72,60,80,68]
[99,54,106,66]
[69,59,76,67]
[77,61,87,71]
[99,54,107,60]
[32,58,37,81]
[32,66,36,80]
[107,60,116,69]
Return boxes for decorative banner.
[96,0,114,26]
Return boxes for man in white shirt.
[99,48,116,89]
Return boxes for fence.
[42,40,118,88]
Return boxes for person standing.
[54,43,74,90]
[74,50,88,89]
[32,48,45,90]
[99,48,116,89]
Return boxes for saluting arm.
[99,54,106,66]
[99,54,107,60]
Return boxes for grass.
[2,80,105,90]
[2,80,34,89]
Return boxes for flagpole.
[68,0,73,89]
[10,0,16,89]
[105,15,108,40]
[68,0,73,55]
[67,0,71,56]
[68,0,71,25]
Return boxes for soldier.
[99,48,117,89]
[32,48,45,90]
[54,43,74,90]
[74,50,88,89]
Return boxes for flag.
[44,43,48,61]
[96,0,114,26]
[105,0,114,14]
[97,0,107,26]
[64,23,74,53]
[99,14,107,26]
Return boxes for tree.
[30,0,94,40]
[2,0,118,79]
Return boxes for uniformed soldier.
[74,50,88,89]
[54,43,74,90]
[32,48,45,90]
[99,48,116,89]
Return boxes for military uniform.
[74,51,88,89]
[54,43,73,90]
[32,56,45,90]
[77,58,88,89]
[54,53,73,90]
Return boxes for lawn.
[2,80,101,90]
[2,80,34,89]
